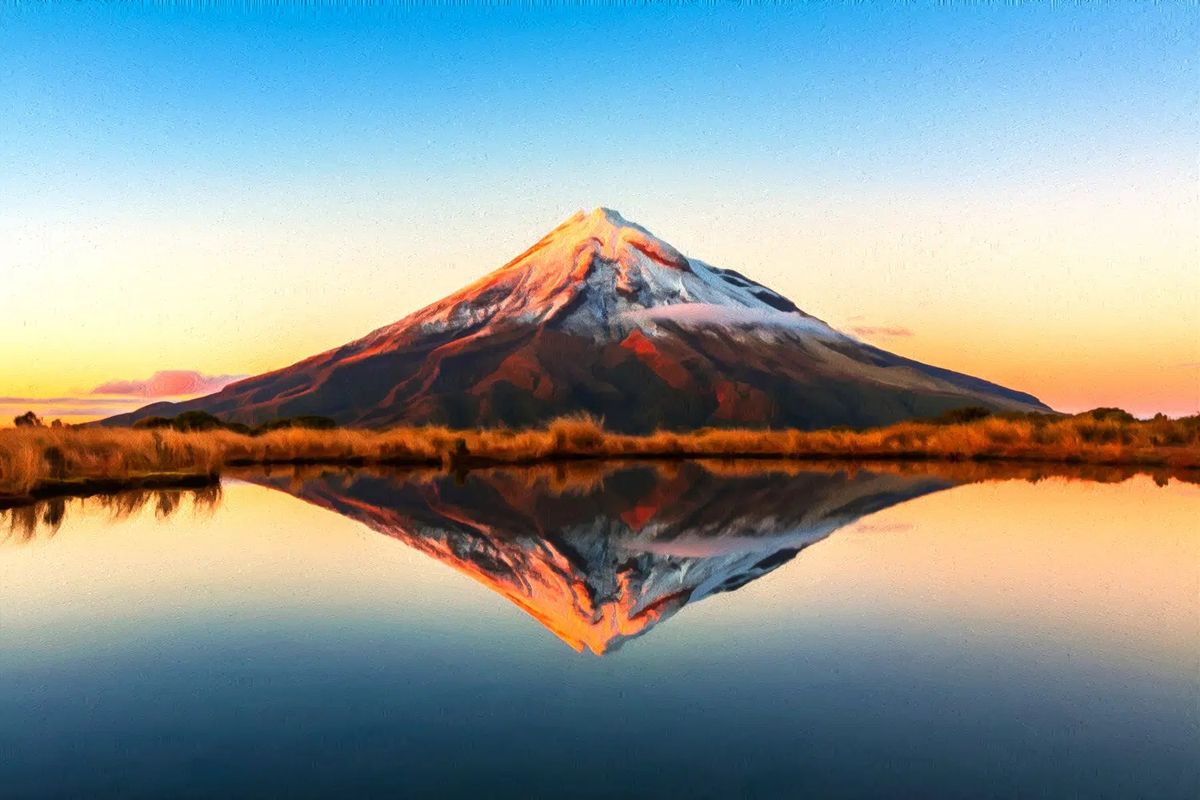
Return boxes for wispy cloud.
[2,370,246,425]
[0,396,135,406]
[849,520,914,534]
[849,325,914,339]
[90,370,244,398]
[0,398,148,425]
[0,402,136,419]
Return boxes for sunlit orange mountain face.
[246,463,956,654]
[104,209,1049,432]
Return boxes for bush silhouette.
[252,416,337,434]
[930,406,992,425]
[1082,407,1137,424]
[132,412,334,436]
[132,416,174,430]
[169,411,228,432]
[13,411,44,428]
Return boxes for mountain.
[248,463,957,654]
[106,208,1050,431]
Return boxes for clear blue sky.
[2,2,1197,417]
[4,2,1195,205]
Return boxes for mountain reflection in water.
[230,462,950,653]
[3,461,1189,656]
[3,461,1195,799]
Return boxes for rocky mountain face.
[249,463,956,654]
[107,208,1050,431]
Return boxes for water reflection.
[2,463,1195,798]
[5,461,1192,655]
[1,484,222,542]
[236,462,956,653]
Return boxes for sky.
[1,1,1197,422]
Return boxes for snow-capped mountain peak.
[548,206,692,272]
[399,207,825,340]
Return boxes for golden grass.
[2,412,1197,501]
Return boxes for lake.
[1,462,1197,798]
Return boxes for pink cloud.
[850,325,914,339]
[848,521,914,534]
[90,370,245,398]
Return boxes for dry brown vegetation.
[1,411,1197,503]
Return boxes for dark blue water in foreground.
[1,466,1196,798]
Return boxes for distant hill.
[105,208,1050,432]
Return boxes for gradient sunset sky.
[2,2,1197,422]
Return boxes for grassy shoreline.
[6,456,1194,543]
[1,412,1197,505]
[0,472,219,510]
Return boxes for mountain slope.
[106,208,1050,431]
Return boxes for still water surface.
[1,463,1197,798]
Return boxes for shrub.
[170,411,228,432]
[252,416,337,434]
[1076,422,1118,444]
[548,414,605,451]
[13,411,43,428]
[931,406,992,425]
[133,416,174,430]
[1082,407,1137,424]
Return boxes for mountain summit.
[397,206,818,339]
[106,208,1050,431]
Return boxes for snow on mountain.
[618,303,845,340]
[378,207,825,341]
[103,207,1052,431]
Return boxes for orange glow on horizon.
[4,171,1198,420]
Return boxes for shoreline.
[3,450,1197,509]
[2,412,1196,507]
[0,471,219,510]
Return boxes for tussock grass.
[1,412,1197,501]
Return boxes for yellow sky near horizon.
[2,171,1197,420]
